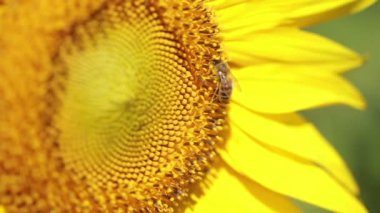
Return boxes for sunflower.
[0,0,375,212]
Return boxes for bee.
[213,60,233,103]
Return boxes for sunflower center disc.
[52,0,228,211]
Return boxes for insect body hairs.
[212,60,233,104]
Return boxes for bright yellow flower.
[0,0,375,212]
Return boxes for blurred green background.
[302,2,380,212]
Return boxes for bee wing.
[230,71,241,93]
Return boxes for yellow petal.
[231,65,366,113]
[0,206,5,213]
[224,29,363,73]
[220,126,368,213]
[207,0,246,9]
[279,0,377,27]
[210,0,375,34]
[229,103,359,194]
[187,164,299,213]
[210,1,285,38]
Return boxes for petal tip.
[351,0,377,14]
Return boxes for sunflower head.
[0,0,375,212]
